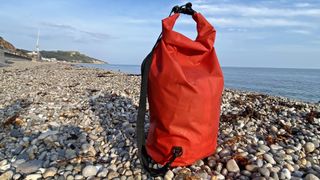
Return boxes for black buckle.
[172,2,196,15]
[172,146,183,157]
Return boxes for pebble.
[246,164,258,172]
[257,159,264,167]
[25,173,42,180]
[264,154,276,164]
[270,144,283,150]
[97,168,109,177]
[226,159,240,172]
[305,142,316,153]
[164,170,174,180]
[65,149,77,159]
[43,167,57,178]
[304,174,320,180]
[74,175,84,180]
[37,130,59,140]
[258,144,270,152]
[0,170,14,180]
[280,168,291,179]
[108,170,120,179]
[82,165,98,177]
[16,160,43,174]
[259,168,270,177]
[12,174,21,180]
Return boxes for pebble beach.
[0,61,319,180]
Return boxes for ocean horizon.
[79,63,320,103]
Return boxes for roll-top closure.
[162,13,216,52]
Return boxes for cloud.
[180,17,312,28]
[294,3,312,8]
[41,22,111,41]
[177,1,319,33]
[194,4,320,17]
[286,29,311,35]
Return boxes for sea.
[80,63,320,103]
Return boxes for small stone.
[226,159,240,173]
[0,159,8,166]
[124,161,130,168]
[97,168,109,177]
[66,175,74,180]
[38,130,59,140]
[25,173,42,180]
[258,144,270,152]
[263,154,276,164]
[259,168,270,177]
[108,170,119,179]
[0,170,14,180]
[284,164,294,172]
[16,160,43,174]
[304,174,320,180]
[208,159,216,168]
[305,142,315,153]
[0,164,10,171]
[107,164,117,172]
[75,175,84,180]
[12,174,21,180]
[246,164,258,172]
[82,165,98,177]
[271,126,278,133]
[241,170,252,176]
[66,165,74,171]
[257,159,263,167]
[65,149,77,159]
[280,168,291,179]
[219,149,231,157]
[292,171,304,177]
[164,170,174,180]
[313,140,319,148]
[125,170,133,176]
[194,159,204,166]
[10,129,23,138]
[270,144,283,150]
[43,167,57,178]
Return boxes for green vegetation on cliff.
[40,50,106,64]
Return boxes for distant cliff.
[0,36,16,51]
[1,36,107,64]
[40,50,106,64]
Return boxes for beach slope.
[0,61,319,179]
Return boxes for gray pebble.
[280,168,291,179]
[304,174,320,180]
[82,165,98,177]
[227,159,240,173]
[16,160,43,174]
[264,154,276,164]
[259,167,270,177]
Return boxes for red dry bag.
[137,3,224,176]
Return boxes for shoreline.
[0,61,319,179]
[77,62,319,105]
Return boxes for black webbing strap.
[136,4,197,175]
[136,35,183,176]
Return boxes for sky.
[0,0,319,68]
